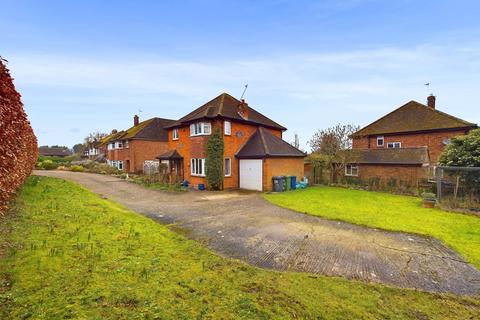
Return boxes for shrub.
[205,129,224,190]
[70,165,84,172]
[421,192,436,200]
[439,129,480,167]
[39,159,58,170]
[0,58,38,213]
[87,163,120,175]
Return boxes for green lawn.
[1,177,479,319]
[264,186,480,269]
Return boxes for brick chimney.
[427,95,436,109]
[134,115,139,126]
[111,129,118,134]
[238,99,249,119]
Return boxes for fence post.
[436,167,442,201]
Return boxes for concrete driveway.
[35,170,480,295]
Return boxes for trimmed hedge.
[0,58,38,214]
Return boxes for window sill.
[190,174,206,177]
[190,134,211,137]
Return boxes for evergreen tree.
[439,129,480,167]
[205,129,224,190]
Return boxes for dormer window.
[190,122,211,136]
[377,136,384,147]
[172,128,179,140]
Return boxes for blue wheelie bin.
[290,176,297,190]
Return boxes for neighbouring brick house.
[83,140,101,160]
[341,95,477,189]
[159,93,305,191]
[102,115,175,173]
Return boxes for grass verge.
[1,177,479,319]
[264,186,480,269]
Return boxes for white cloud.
[6,44,480,149]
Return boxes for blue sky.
[2,0,480,150]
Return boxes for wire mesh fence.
[435,166,480,212]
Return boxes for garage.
[236,128,306,191]
[239,159,263,191]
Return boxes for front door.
[239,159,263,191]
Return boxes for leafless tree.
[291,133,300,149]
[84,132,108,144]
[308,123,360,183]
[308,123,359,153]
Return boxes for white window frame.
[190,122,212,136]
[377,136,384,147]
[190,158,206,176]
[125,140,129,148]
[116,141,123,149]
[224,120,231,135]
[224,158,231,176]
[172,128,179,140]
[387,142,401,148]
[345,164,359,176]
[117,161,123,170]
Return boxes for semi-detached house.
[341,95,477,187]
[101,116,175,173]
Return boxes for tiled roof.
[166,93,286,130]
[344,147,430,165]
[100,117,175,144]
[352,100,476,137]
[236,127,306,159]
[99,131,125,146]
[156,150,183,160]
[38,146,72,157]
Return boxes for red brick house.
[159,93,305,191]
[102,116,175,173]
[83,140,101,160]
[343,95,477,188]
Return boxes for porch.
[156,150,184,184]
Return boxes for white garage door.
[239,159,263,191]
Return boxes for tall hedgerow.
[0,58,38,213]
[205,129,224,190]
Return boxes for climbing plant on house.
[205,129,224,190]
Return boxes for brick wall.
[263,157,304,191]
[341,164,429,192]
[352,129,470,163]
[169,119,283,189]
